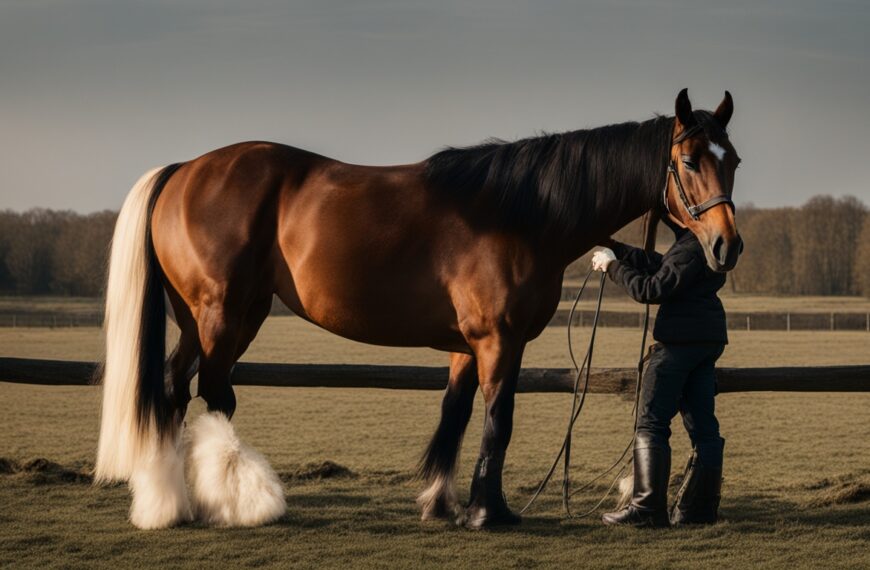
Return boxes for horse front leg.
[418,352,478,522]
[465,333,525,529]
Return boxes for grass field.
[1,319,869,569]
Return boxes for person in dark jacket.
[592,225,728,528]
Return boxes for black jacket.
[606,231,728,344]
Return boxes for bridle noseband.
[663,123,735,222]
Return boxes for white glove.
[591,248,617,272]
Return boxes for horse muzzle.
[705,232,743,272]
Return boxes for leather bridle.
[663,123,735,222]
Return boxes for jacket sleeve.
[606,246,704,304]
[609,240,664,273]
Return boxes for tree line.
[0,195,867,298]
[0,209,116,296]
[732,196,868,296]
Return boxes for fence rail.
[1,357,867,393]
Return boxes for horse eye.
[682,159,698,172]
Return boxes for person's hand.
[591,248,616,272]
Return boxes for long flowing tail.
[95,164,180,483]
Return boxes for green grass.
[1,321,869,569]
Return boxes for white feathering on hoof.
[616,474,633,510]
[417,473,461,522]
[129,434,192,530]
[186,412,286,527]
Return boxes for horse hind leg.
[165,291,201,422]
[186,294,286,527]
[418,353,478,523]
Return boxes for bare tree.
[791,196,866,295]
[50,210,116,295]
[854,214,870,298]
[729,206,795,294]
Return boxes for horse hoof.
[421,496,462,523]
[464,504,522,530]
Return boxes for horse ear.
[714,90,733,128]
[675,88,695,128]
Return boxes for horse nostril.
[712,236,726,265]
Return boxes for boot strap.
[672,451,699,511]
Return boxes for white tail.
[95,167,165,483]
[616,474,633,509]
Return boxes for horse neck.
[554,118,672,265]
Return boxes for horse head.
[664,89,743,272]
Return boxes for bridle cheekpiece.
[663,123,735,222]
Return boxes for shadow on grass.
[3,456,868,539]
[722,493,870,529]
[273,485,870,539]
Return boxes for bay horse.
[95,89,741,529]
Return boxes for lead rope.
[520,216,657,519]
[519,268,602,515]
[563,302,650,519]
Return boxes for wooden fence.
[1,357,867,393]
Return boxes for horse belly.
[274,177,468,351]
[275,257,464,350]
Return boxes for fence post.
[746,315,750,331]
[786,312,790,332]
[866,312,869,332]
[830,312,834,332]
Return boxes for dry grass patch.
[1,319,868,568]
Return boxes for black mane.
[424,116,675,239]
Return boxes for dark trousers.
[636,343,725,467]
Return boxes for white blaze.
[709,142,726,161]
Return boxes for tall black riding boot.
[671,441,724,525]
[602,436,671,528]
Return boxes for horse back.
[151,141,561,352]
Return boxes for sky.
[1,0,868,212]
